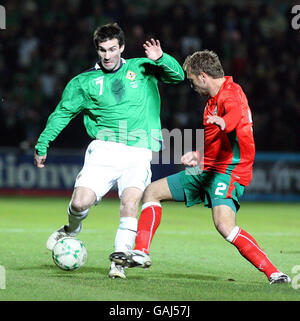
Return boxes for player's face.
[187,70,209,96]
[97,38,125,71]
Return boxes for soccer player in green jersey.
[34,23,184,279]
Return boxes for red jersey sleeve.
[222,98,242,133]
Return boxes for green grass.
[0,196,300,301]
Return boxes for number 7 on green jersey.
[95,76,104,96]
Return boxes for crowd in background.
[1,0,299,152]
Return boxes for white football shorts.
[74,140,152,203]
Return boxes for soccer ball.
[52,237,87,271]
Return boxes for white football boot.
[110,250,152,269]
[269,272,291,284]
[46,224,81,251]
[108,262,126,279]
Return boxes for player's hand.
[207,116,226,131]
[181,151,199,167]
[143,38,163,61]
[34,151,47,168]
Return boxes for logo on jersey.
[126,70,138,88]
[126,71,137,81]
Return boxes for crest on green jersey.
[126,71,137,81]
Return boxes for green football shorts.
[166,168,245,213]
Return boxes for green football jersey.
[35,53,184,155]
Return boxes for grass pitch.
[0,196,300,301]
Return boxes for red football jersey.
[201,76,255,186]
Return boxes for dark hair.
[93,23,125,50]
[183,50,224,78]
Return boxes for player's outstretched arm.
[34,151,47,168]
[143,38,163,61]
[143,38,184,83]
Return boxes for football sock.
[67,204,89,235]
[134,202,162,254]
[114,217,138,252]
[226,226,279,279]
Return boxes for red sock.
[134,202,162,254]
[228,227,279,279]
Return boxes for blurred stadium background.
[0,0,299,202]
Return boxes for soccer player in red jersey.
[110,50,290,284]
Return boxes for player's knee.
[142,183,160,203]
[213,215,236,239]
[120,199,139,217]
[212,205,236,239]
[120,188,143,217]
[214,221,233,239]
[71,187,96,213]
[71,199,91,213]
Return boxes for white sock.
[114,217,138,252]
[67,205,89,234]
[141,201,161,211]
[225,226,240,243]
